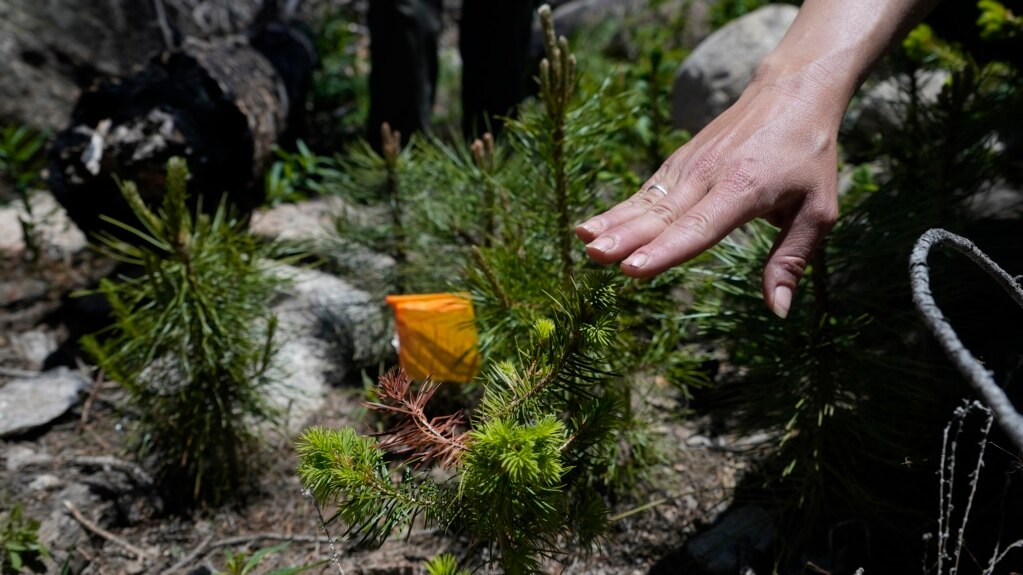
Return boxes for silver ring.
[647,183,668,196]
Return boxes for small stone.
[684,505,776,575]
[29,473,63,491]
[0,191,87,261]
[249,196,344,242]
[0,367,91,437]
[6,329,59,370]
[3,444,53,471]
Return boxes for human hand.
[576,72,842,319]
[575,0,937,318]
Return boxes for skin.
[576,0,937,318]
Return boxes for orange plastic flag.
[385,293,481,383]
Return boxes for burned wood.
[47,15,315,240]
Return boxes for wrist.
[749,49,860,129]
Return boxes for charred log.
[48,18,315,240]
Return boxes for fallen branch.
[67,456,155,488]
[909,228,1023,452]
[160,532,332,574]
[209,533,333,548]
[160,534,213,575]
[0,366,42,378]
[63,500,155,561]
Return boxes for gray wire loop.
[910,228,1023,452]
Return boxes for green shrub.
[423,553,470,575]
[0,503,48,575]
[0,124,48,260]
[82,157,286,506]
[296,6,711,571]
[298,271,623,573]
[264,140,345,206]
[0,124,46,198]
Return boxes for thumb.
[762,200,837,319]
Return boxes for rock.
[0,0,162,131]
[266,265,391,434]
[28,473,63,492]
[542,0,650,36]
[672,4,799,134]
[0,0,293,132]
[0,191,88,261]
[0,278,49,307]
[250,196,344,242]
[535,0,711,59]
[3,444,53,472]
[963,180,1023,220]
[251,198,398,294]
[0,367,91,437]
[5,329,60,370]
[37,483,105,573]
[846,70,949,153]
[683,505,775,574]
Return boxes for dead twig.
[208,533,333,549]
[83,425,113,452]
[67,455,154,488]
[80,368,107,426]
[63,500,155,561]
[159,532,335,574]
[160,533,213,575]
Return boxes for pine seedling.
[423,553,470,575]
[299,5,711,567]
[82,157,285,506]
[297,272,624,572]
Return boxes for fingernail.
[587,236,616,253]
[577,219,606,235]
[623,253,649,269]
[772,285,792,319]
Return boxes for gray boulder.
[266,265,391,434]
[0,0,162,131]
[250,197,398,294]
[845,70,949,151]
[683,505,775,574]
[672,4,799,134]
[0,367,91,437]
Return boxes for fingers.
[583,181,704,265]
[576,180,676,243]
[761,196,838,319]
[614,185,758,278]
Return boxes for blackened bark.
[48,21,315,240]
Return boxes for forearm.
[751,0,939,126]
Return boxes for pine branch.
[364,370,469,469]
[910,228,1023,452]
